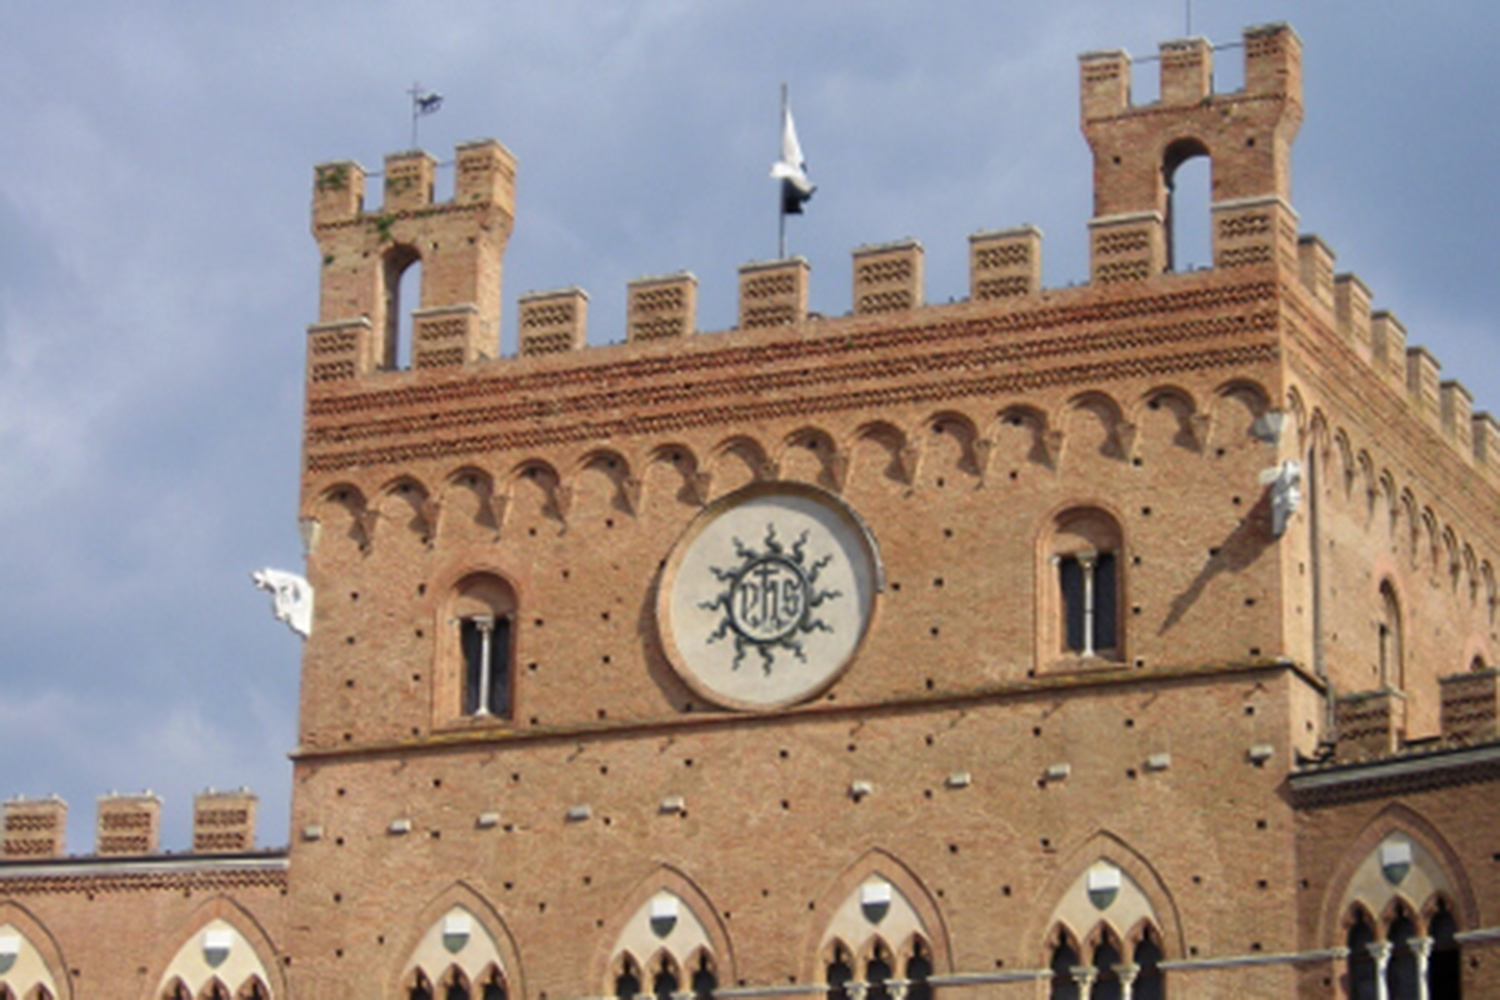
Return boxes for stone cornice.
[1289,741,1500,808]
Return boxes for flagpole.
[778,82,788,260]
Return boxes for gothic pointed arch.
[390,882,523,1000]
[1316,803,1478,950]
[0,902,67,1000]
[591,864,734,997]
[1026,830,1183,969]
[797,848,951,985]
[145,895,283,1000]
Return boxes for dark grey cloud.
[0,2,1494,851]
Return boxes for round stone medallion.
[657,483,882,710]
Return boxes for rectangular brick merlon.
[1088,212,1163,285]
[1333,272,1372,361]
[1405,346,1442,427]
[1370,311,1408,390]
[1334,689,1406,763]
[1243,22,1303,102]
[1441,380,1474,456]
[738,257,810,329]
[1296,235,1335,309]
[627,272,698,343]
[1212,195,1298,272]
[1440,669,1499,745]
[383,150,437,214]
[1078,49,1130,120]
[518,288,589,356]
[852,239,924,315]
[95,792,161,857]
[1474,412,1500,468]
[193,789,258,855]
[307,318,375,384]
[412,304,483,370]
[454,139,517,213]
[1160,37,1212,105]
[2,796,66,859]
[312,160,367,228]
[970,226,1041,301]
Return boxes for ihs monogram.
[699,524,842,674]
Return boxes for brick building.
[3,22,1497,1000]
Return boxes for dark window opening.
[1347,913,1378,1000]
[827,945,854,1000]
[1379,581,1403,690]
[905,939,933,1000]
[1133,931,1164,1000]
[691,954,717,1000]
[409,975,435,1000]
[1049,939,1080,1000]
[1163,139,1211,273]
[1060,552,1118,655]
[462,615,512,718]
[865,944,892,1000]
[615,962,642,1000]
[1430,903,1461,999]
[1092,940,1122,1000]
[1387,912,1419,1000]
[383,245,421,371]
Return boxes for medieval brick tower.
[2,22,1497,1000]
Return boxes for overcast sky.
[1,3,1495,853]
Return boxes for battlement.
[300,25,1498,493]
[0,788,265,861]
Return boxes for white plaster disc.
[658,483,881,710]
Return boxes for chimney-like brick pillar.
[1440,668,1499,745]
[1212,195,1298,271]
[193,789,259,854]
[1371,311,1408,391]
[518,288,589,356]
[852,239,924,315]
[1441,381,1474,456]
[1333,273,1372,362]
[1334,689,1406,762]
[738,258,810,329]
[412,304,483,370]
[1089,212,1164,284]
[1159,37,1212,105]
[2,796,67,859]
[1474,412,1499,469]
[95,792,161,857]
[970,226,1042,300]
[627,272,698,342]
[383,149,437,213]
[1296,235,1335,309]
[1405,346,1442,428]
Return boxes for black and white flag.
[770,99,815,215]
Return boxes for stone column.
[1409,936,1433,1000]
[1368,941,1392,1000]
[1070,966,1096,1000]
[1114,963,1139,1000]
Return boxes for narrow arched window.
[864,943,892,1000]
[1429,902,1461,998]
[1379,581,1403,690]
[1133,930,1163,1000]
[1387,910,1419,1000]
[690,954,717,1000]
[1050,509,1124,660]
[1091,939,1122,1000]
[451,574,517,720]
[1163,138,1211,272]
[652,959,680,1000]
[904,939,933,1000]
[409,971,435,1000]
[1347,913,1378,1000]
[826,944,854,1000]
[382,244,421,370]
[615,958,642,1000]
[1049,938,1080,1000]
